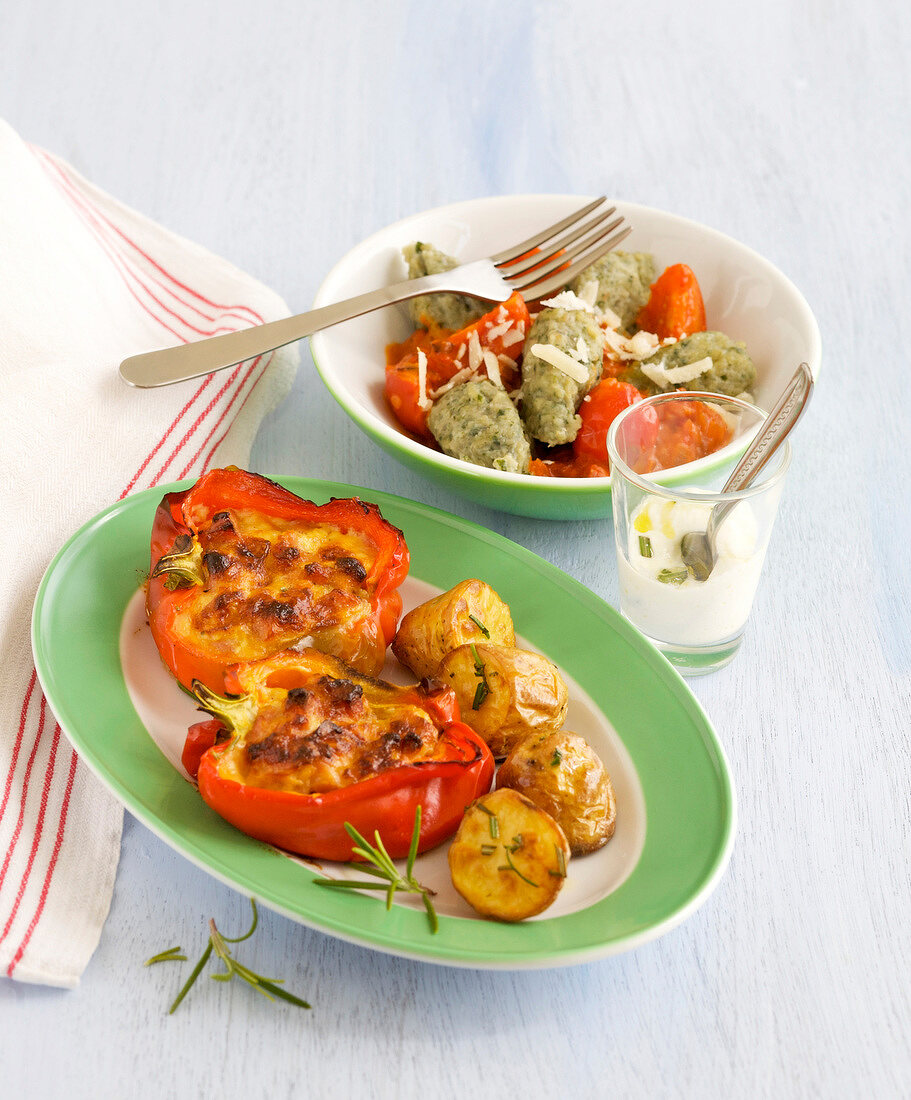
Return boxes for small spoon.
[680,363,814,581]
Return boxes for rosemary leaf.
[145,946,187,966]
[168,942,213,1015]
[405,805,422,879]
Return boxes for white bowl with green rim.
[310,194,821,520]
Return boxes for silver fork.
[119,197,631,388]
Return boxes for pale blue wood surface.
[2,1,909,1097]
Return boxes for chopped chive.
[468,614,490,638]
[550,748,562,767]
[548,845,567,879]
[657,567,688,586]
[480,844,497,856]
[499,847,539,887]
[469,644,491,709]
[639,535,653,558]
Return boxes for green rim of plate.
[31,477,735,968]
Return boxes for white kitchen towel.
[0,119,299,987]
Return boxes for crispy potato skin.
[437,644,568,758]
[448,788,570,921]
[392,579,515,679]
[496,731,616,855]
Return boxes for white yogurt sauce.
[618,493,766,645]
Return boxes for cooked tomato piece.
[636,263,707,340]
[384,293,529,439]
[573,379,653,469]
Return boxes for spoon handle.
[706,364,814,541]
[723,362,814,493]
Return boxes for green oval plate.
[31,477,735,969]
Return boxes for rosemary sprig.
[156,898,311,1014]
[313,806,439,934]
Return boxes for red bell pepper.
[147,468,409,692]
[184,649,495,860]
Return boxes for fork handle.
[119,264,495,388]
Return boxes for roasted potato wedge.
[437,643,568,758]
[448,788,570,921]
[392,579,515,679]
[496,730,617,855]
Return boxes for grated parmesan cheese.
[416,349,432,410]
[577,279,599,308]
[597,305,623,329]
[539,290,594,313]
[639,355,714,390]
[530,342,589,384]
[485,320,514,341]
[500,324,525,348]
[483,348,503,387]
[602,325,676,362]
[429,365,474,399]
[467,330,483,372]
[628,330,660,357]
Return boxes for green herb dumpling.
[568,251,656,331]
[520,307,604,446]
[428,379,531,473]
[402,242,487,332]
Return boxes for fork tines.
[492,197,631,301]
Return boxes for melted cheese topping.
[216,652,452,794]
[169,507,383,671]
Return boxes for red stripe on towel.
[0,694,49,899]
[0,671,38,831]
[4,149,276,979]
[0,722,63,948]
[5,746,78,978]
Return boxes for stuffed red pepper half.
[182,649,495,859]
[147,468,409,691]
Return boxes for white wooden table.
[2,2,909,1096]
